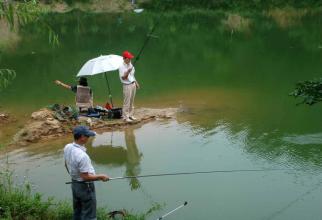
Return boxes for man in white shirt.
[119,51,140,122]
[64,126,109,220]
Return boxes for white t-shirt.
[119,62,136,84]
[64,143,95,181]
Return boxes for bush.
[14,0,91,5]
[290,78,322,105]
[0,168,152,220]
[140,0,322,11]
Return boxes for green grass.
[0,168,159,220]
[140,0,322,11]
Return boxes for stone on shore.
[0,112,14,125]
[13,107,178,146]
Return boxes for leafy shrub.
[0,69,16,91]
[290,78,322,105]
[0,168,160,220]
[140,0,322,11]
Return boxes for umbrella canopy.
[77,55,123,77]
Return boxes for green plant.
[0,0,59,92]
[0,0,59,46]
[0,164,161,220]
[140,0,322,11]
[290,78,322,105]
[0,69,16,91]
[0,167,55,219]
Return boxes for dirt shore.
[38,0,133,13]
[12,107,177,146]
[0,112,14,125]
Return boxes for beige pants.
[122,83,136,119]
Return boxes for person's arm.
[135,81,140,89]
[80,172,109,182]
[79,156,109,182]
[121,67,133,80]
[55,80,72,90]
[65,161,70,174]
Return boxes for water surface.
[1,10,322,219]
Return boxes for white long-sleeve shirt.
[119,62,136,84]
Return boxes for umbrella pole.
[104,72,113,107]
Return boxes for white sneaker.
[129,116,137,120]
[124,118,133,122]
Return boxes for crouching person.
[64,126,109,220]
[55,77,94,112]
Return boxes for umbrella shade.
[77,55,123,77]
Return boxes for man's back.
[64,143,95,182]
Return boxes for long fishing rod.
[133,19,160,65]
[157,201,188,220]
[65,168,291,184]
[104,8,163,107]
[133,2,167,65]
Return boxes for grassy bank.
[0,167,157,220]
[140,0,322,11]
[35,0,132,13]
[7,0,321,14]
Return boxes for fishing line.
[65,168,292,184]
[264,179,322,220]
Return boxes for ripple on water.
[282,133,322,145]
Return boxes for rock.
[12,107,178,145]
[31,109,53,120]
[78,116,94,127]
[45,118,61,128]
[0,113,8,121]
[14,118,62,143]
[0,112,14,125]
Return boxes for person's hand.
[99,174,109,182]
[54,80,61,85]
[135,82,140,89]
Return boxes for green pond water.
[1,10,322,219]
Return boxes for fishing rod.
[157,201,188,220]
[133,2,167,65]
[133,19,161,65]
[65,168,291,184]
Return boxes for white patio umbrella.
[77,55,123,107]
[77,55,123,77]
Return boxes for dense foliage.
[0,69,16,91]
[0,168,157,219]
[290,78,322,105]
[0,155,162,219]
[140,0,322,10]
[0,0,59,46]
[38,0,90,6]
[0,0,59,92]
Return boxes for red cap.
[123,51,134,59]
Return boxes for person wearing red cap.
[119,51,140,122]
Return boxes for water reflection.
[176,100,322,169]
[282,133,322,145]
[88,127,142,190]
[124,128,142,190]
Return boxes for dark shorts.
[71,182,97,220]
